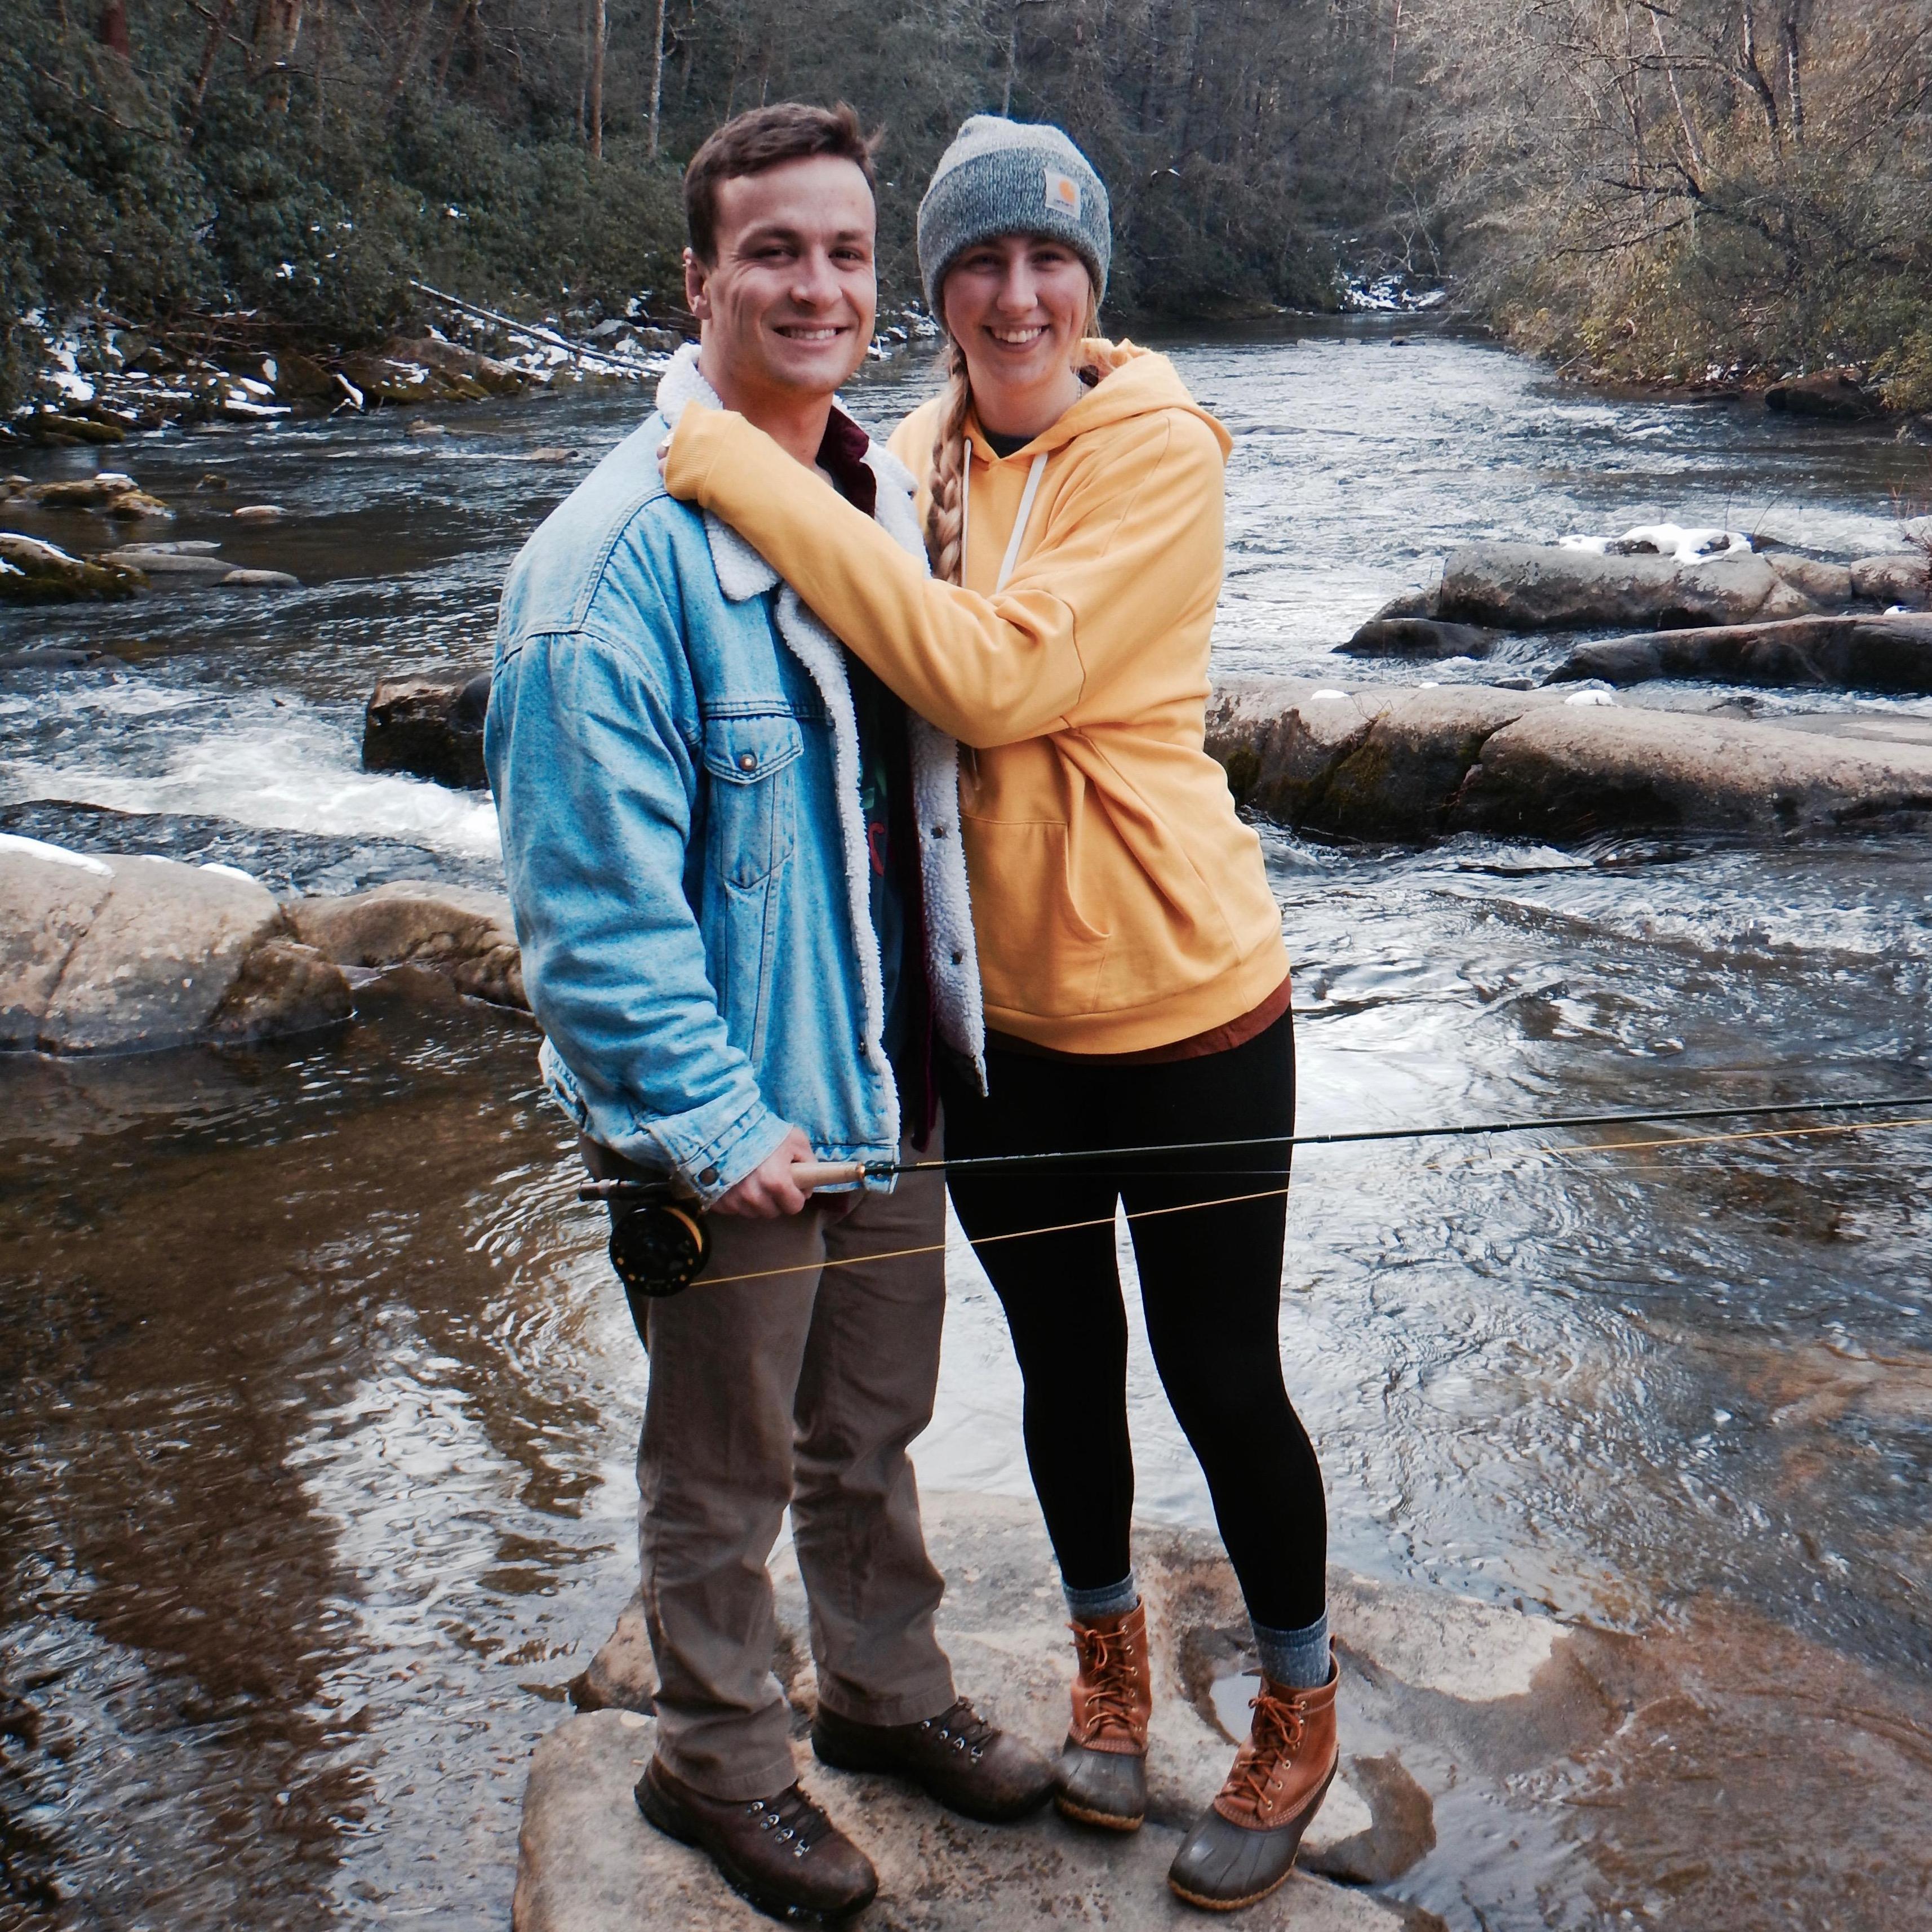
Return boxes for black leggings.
[939,1007,1326,1631]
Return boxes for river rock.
[1764,555,1854,605]
[26,410,126,445]
[232,504,287,523]
[1764,370,1880,420]
[1,839,352,1052]
[1213,683,1543,840]
[1849,553,1930,606]
[1209,678,1932,841]
[285,880,526,1009]
[270,350,339,402]
[97,543,238,581]
[391,336,532,398]
[1436,542,1815,631]
[1340,616,1496,659]
[513,1493,1548,1931]
[0,646,117,670]
[0,533,145,602]
[217,568,302,589]
[1549,613,1932,691]
[21,473,143,510]
[362,667,491,788]
[1456,703,1932,840]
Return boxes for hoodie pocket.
[961,816,1111,1016]
[702,712,803,889]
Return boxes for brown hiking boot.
[635,1755,878,1925]
[1167,1650,1339,1911]
[811,1694,1055,1822]
[1056,1602,1152,1831]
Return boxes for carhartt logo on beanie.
[917,115,1112,317]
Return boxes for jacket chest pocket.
[701,712,805,889]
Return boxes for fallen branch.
[407,280,647,374]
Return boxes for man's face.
[686,154,878,407]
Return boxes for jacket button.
[699,1165,718,1184]
[951,951,964,965]
[930,824,947,837]
[737,752,757,772]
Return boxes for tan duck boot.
[1055,1602,1152,1831]
[1167,1650,1339,1911]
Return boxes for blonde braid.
[923,337,972,583]
[923,276,1103,583]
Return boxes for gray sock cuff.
[1252,1609,1331,1690]
[1063,1573,1140,1621]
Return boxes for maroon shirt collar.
[815,406,877,518]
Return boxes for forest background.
[4,0,1930,414]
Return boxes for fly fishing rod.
[581,1088,1932,1301]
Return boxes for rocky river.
[3,319,1931,1931]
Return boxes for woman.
[663,114,1334,1912]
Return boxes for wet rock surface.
[2,843,525,1054]
[1436,543,1814,632]
[1209,678,1932,841]
[286,880,526,1009]
[0,532,146,602]
[1549,612,1932,691]
[518,1494,1497,1930]
[362,667,493,789]
[1340,616,1497,660]
[1764,370,1882,420]
[0,838,349,1053]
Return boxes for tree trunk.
[1738,2,1782,141]
[312,0,328,118]
[250,0,304,108]
[190,0,241,109]
[1780,1,1805,145]
[434,0,473,90]
[587,0,605,157]
[97,0,131,58]
[646,0,667,158]
[385,0,438,102]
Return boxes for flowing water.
[3,320,1930,1931]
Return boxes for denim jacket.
[486,348,984,1204]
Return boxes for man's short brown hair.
[684,103,880,264]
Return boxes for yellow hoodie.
[663,340,1288,1054]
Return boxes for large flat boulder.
[514,1711,1406,1932]
[1453,704,1932,840]
[1207,679,1932,842]
[1,838,351,1052]
[1437,543,1814,631]
[1549,612,1932,691]
[519,1492,1585,1929]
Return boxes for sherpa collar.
[654,344,922,598]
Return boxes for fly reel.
[579,1176,712,1302]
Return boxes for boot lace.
[744,1783,834,1860]
[918,1696,995,1762]
[1222,1687,1308,1819]
[1072,1621,1142,1740]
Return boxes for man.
[486,103,1053,1925]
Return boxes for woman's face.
[941,234,1092,431]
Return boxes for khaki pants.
[584,1131,956,1801]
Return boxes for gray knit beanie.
[917,115,1111,317]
